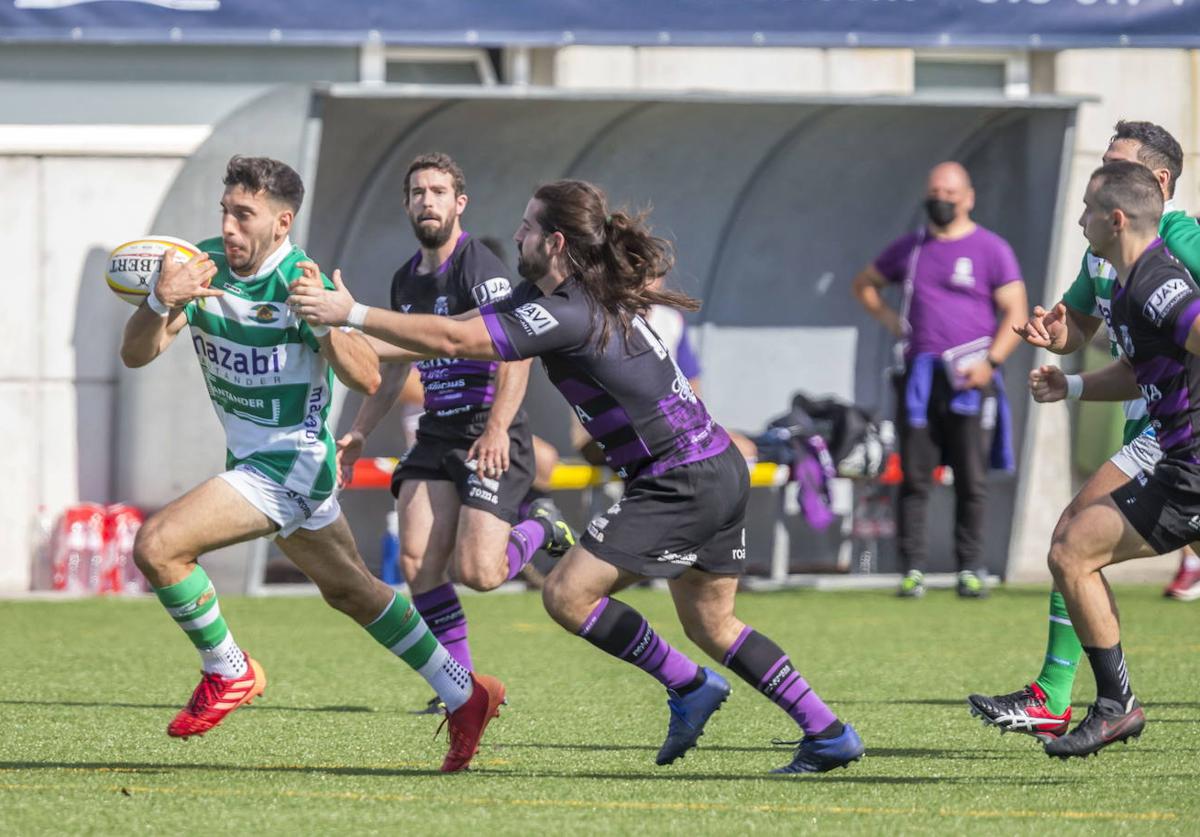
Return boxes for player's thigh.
[138,476,276,563]
[668,570,740,649]
[542,544,635,630]
[453,506,511,574]
[1056,495,1157,573]
[1056,460,1134,537]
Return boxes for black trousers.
[895,366,992,574]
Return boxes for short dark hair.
[223,155,304,212]
[1112,120,1184,198]
[1090,160,1164,233]
[403,152,466,203]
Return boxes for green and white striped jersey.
[185,237,337,501]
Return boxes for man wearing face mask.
[853,162,1027,599]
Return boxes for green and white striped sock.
[154,566,248,678]
[366,593,473,712]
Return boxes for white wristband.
[1065,374,1084,400]
[347,302,370,329]
[145,281,170,317]
[308,323,331,338]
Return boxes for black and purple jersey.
[1111,238,1200,479]
[480,276,730,480]
[390,232,518,426]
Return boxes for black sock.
[673,668,707,696]
[812,720,845,740]
[1083,643,1133,704]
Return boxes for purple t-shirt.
[873,225,1022,359]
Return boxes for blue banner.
[2,0,1199,49]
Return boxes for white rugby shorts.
[218,464,341,539]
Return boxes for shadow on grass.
[488,743,1020,761]
[0,759,1075,785]
[841,698,1200,711]
[0,760,442,779]
[0,699,373,714]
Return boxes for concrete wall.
[0,151,186,592]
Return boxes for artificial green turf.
[1,585,1196,835]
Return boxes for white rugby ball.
[106,236,202,306]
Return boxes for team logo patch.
[434,296,450,316]
[951,257,976,288]
[1143,277,1192,326]
[732,528,747,561]
[252,303,280,323]
[472,277,513,306]
[657,550,698,566]
[513,303,559,336]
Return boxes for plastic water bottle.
[380,510,400,584]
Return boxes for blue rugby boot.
[771,723,865,774]
[655,668,731,765]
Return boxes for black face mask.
[924,198,957,227]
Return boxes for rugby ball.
[105,236,202,306]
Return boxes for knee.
[399,550,424,583]
[454,555,503,593]
[132,517,173,576]
[317,572,377,620]
[541,571,583,631]
[1047,537,1084,582]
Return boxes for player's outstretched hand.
[335,430,365,488]
[289,264,355,326]
[1030,364,1068,403]
[467,425,511,479]
[156,251,220,309]
[1013,302,1069,350]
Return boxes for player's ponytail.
[534,179,700,348]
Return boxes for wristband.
[347,302,370,329]
[1065,374,1084,400]
[145,281,170,317]
[309,323,331,338]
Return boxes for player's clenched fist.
[1029,364,1068,403]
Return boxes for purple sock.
[411,583,472,671]
[723,625,838,736]
[505,519,549,581]
[578,597,699,690]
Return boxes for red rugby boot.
[440,673,506,773]
[167,654,266,738]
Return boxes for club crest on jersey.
[951,257,976,288]
[472,277,513,306]
[1143,277,1192,327]
[434,296,450,316]
[253,303,280,323]
[513,303,559,336]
